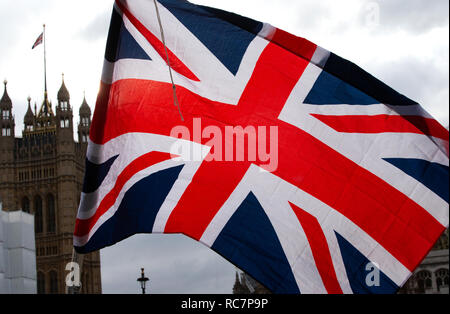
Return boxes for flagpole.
[43,24,48,103]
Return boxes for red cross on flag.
[74,0,449,294]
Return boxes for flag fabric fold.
[74,0,449,294]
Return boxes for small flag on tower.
[32,32,43,49]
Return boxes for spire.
[78,92,91,144]
[36,92,55,130]
[38,94,54,118]
[57,73,70,101]
[1,79,14,137]
[24,96,35,125]
[0,80,12,109]
[232,271,248,294]
[79,92,91,115]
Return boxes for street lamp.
[137,268,149,294]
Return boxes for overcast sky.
[1,0,448,294]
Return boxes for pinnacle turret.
[57,73,70,102]
[24,96,35,125]
[0,80,12,110]
[79,94,91,115]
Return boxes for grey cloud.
[361,0,449,33]
[0,0,57,61]
[100,234,235,294]
[277,0,361,39]
[373,58,447,100]
[287,0,333,32]
[366,56,449,124]
[77,9,112,42]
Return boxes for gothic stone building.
[0,78,101,294]
[399,229,449,294]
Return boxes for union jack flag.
[32,32,43,49]
[74,0,449,294]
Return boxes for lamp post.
[137,268,149,294]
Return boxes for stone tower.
[0,77,101,294]
[0,81,15,212]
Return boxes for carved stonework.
[0,78,100,294]
[232,271,271,294]
[398,230,449,294]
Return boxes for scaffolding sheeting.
[0,204,37,294]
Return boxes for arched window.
[37,272,45,294]
[2,109,10,119]
[22,196,30,213]
[47,194,56,233]
[49,271,58,294]
[435,269,449,292]
[34,195,43,234]
[416,270,433,293]
[1,127,11,136]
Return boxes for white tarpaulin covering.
[0,203,36,294]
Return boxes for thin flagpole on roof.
[43,24,47,97]
[42,24,50,115]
